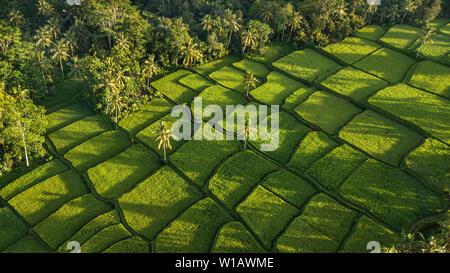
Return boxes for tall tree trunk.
[401,11,408,24]
[17,121,29,167]
[42,70,48,95]
[60,59,64,79]
[163,146,167,161]
[115,106,118,125]
[289,27,294,40]
[226,30,233,50]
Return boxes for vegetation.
[408,60,450,98]
[211,221,266,253]
[322,37,381,64]
[251,71,305,105]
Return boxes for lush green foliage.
[281,86,315,110]
[0,207,28,252]
[194,85,247,113]
[211,221,266,253]
[368,84,450,143]
[379,24,422,49]
[353,25,386,41]
[150,70,197,104]
[322,37,381,64]
[209,66,251,94]
[3,236,49,253]
[178,74,213,93]
[320,67,389,101]
[45,103,93,133]
[193,56,241,76]
[232,58,271,78]
[339,110,423,166]
[294,90,362,134]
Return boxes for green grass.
[88,145,161,199]
[178,74,213,93]
[136,114,184,157]
[194,85,247,114]
[439,23,450,35]
[379,24,422,50]
[338,110,423,166]
[8,170,88,225]
[209,66,256,94]
[250,111,311,164]
[232,58,271,78]
[322,37,381,64]
[151,70,197,104]
[2,236,49,253]
[294,91,362,134]
[288,131,338,174]
[193,55,241,76]
[281,86,316,111]
[320,67,389,101]
[211,221,266,253]
[409,33,450,61]
[118,97,173,136]
[33,194,112,249]
[353,47,416,83]
[48,115,113,154]
[250,71,305,105]
[41,79,85,111]
[368,84,450,144]
[170,137,241,187]
[208,150,278,209]
[155,198,231,253]
[338,159,448,230]
[262,170,317,208]
[275,214,340,253]
[56,210,121,252]
[306,145,367,191]
[64,130,131,172]
[429,18,449,29]
[353,25,386,41]
[405,138,450,192]
[272,48,340,82]
[0,159,68,200]
[297,194,358,242]
[118,166,203,240]
[247,41,294,64]
[102,236,149,253]
[340,216,397,253]
[45,103,94,133]
[0,207,28,252]
[408,61,450,98]
[236,186,298,249]
[75,224,132,253]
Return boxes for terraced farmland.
[1,22,449,253]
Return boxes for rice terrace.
[0,0,449,256]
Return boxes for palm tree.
[9,10,24,28]
[109,89,125,125]
[223,9,241,51]
[241,27,257,55]
[333,0,348,19]
[13,85,30,105]
[68,56,85,81]
[243,119,250,150]
[37,0,54,17]
[401,0,418,24]
[47,17,60,41]
[288,11,303,40]
[35,51,53,95]
[416,27,435,58]
[387,5,401,24]
[115,33,131,51]
[64,28,78,58]
[141,55,160,87]
[364,4,378,23]
[34,26,53,49]
[243,71,258,97]
[201,14,214,33]
[51,40,70,79]
[155,121,176,161]
[181,38,202,67]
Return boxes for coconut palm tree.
[9,10,24,28]
[243,71,258,97]
[68,56,85,81]
[416,27,435,58]
[51,40,70,79]
[155,121,176,161]
[35,51,53,95]
[141,55,160,88]
[115,33,131,51]
[201,14,214,33]
[288,11,303,40]
[243,119,250,150]
[37,0,54,17]
[34,26,53,49]
[47,17,60,41]
[181,38,202,67]
[64,28,78,58]
[387,5,401,24]
[109,89,125,125]
[223,9,241,51]
[241,27,257,55]
[401,0,418,24]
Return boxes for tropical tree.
[141,55,160,88]
[241,27,257,55]
[180,38,202,67]
[223,9,241,51]
[201,14,214,33]
[9,10,25,28]
[416,27,435,58]
[155,121,176,161]
[68,56,85,81]
[108,89,125,125]
[243,119,250,150]
[34,25,53,49]
[115,33,131,52]
[37,0,54,17]
[34,51,53,95]
[243,71,258,97]
[64,28,78,58]
[387,5,401,24]
[401,0,419,24]
[288,11,304,40]
[51,40,70,79]
[47,17,60,41]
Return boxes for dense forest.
[0,0,448,173]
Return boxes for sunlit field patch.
[379,24,422,50]
[211,221,266,253]
[151,70,197,104]
[232,58,271,78]
[408,60,450,98]
[322,37,381,64]
[353,25,386,41]
[45,103,94,133]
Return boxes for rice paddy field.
[0,22,449,253]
